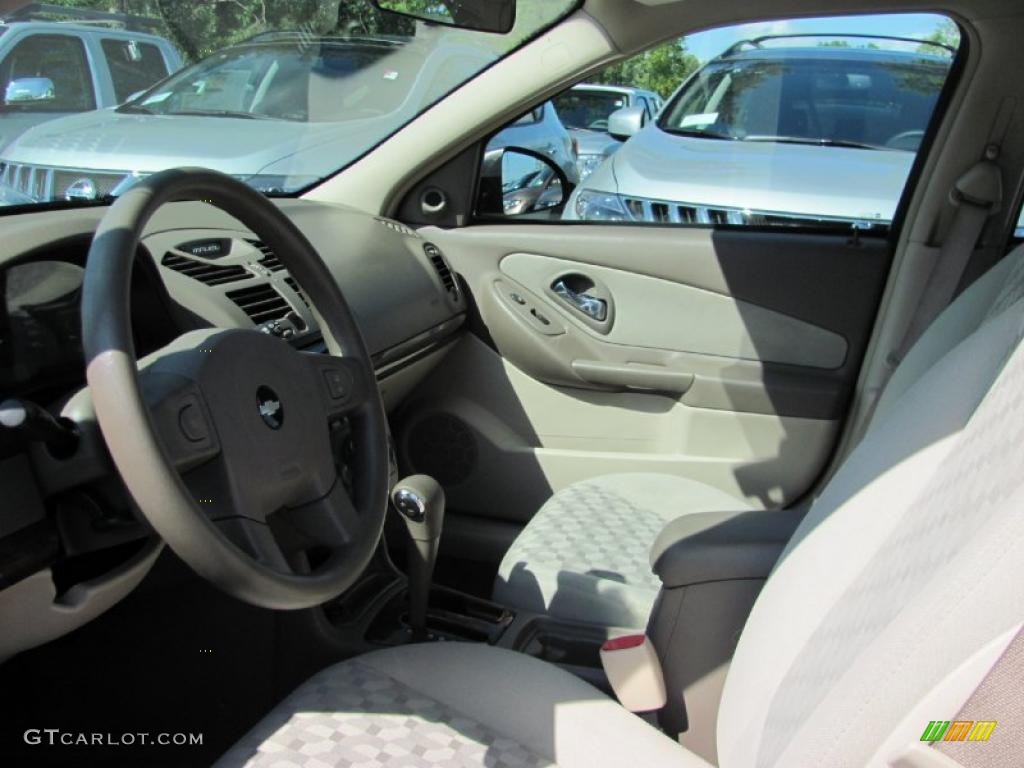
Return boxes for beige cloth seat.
[492,245,1024,629]
[219,250,1024,766]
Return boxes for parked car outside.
[0,32,577,204]
[552,83,663,180]
[0,8,182,155]
[565,38,952,227]
[486,100,579,188]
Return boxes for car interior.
[1,0,1024,766]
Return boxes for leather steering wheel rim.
[82,167,390,609]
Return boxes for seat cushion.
[493,473,749,628]
[215,642,709,768]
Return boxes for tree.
[919,18,959,56]
[588,40,698,98]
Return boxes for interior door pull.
[571,360,694,394]
[552,278,608,322]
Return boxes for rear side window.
[0,34,95,112]
[101,39,171,103]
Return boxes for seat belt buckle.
[599,634,667,713]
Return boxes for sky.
[681,13,955,64]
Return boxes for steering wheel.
[81,168,390,610]
[885,129,925,151]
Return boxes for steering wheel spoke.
[275,480,360,550]
[138,369,221,472]
[216,516,293,573]
[303,352,374,421]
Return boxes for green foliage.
[41,1,418,62]
[39,0,569,63]
[817,40,879,49]
[918,18,960,56]
[588,40,698,98]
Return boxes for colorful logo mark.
[921,720,996,742]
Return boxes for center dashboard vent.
[226,284,292,325]
[161,252,249,286]
[423,243,459,301]
[247,239,285,272]
[283,276,310,307]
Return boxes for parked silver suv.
[565,36,952,228]
[552,83,663,181]
[0,5,181,156]
[0,31,577,203]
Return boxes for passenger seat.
[493,244,1024,629]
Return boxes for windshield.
[552,89,628,131]
[659,54,949,151]
[0,0,577,208]
[128,41,410,122]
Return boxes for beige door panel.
[423,224,886,420]
[400,335,837,523]
[397,225,885,524]
[500,252,848,369]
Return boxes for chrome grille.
[621,195,886,231]
[0,162,129,202]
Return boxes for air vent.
[376,217,417,238]
[423,243,458,301]
[284,276,310,307]
[247,239,285,272]
[161,252,249,286]
[226,284,291,325]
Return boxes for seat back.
[717,251,1024,766]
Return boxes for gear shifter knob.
[391,475,445,640]
[392,475,445,541]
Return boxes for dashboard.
[1,199,465,402]
[0,198,466,660]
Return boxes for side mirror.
[4,77,55,105]
[607,105,646,141]
[477,147,574,218]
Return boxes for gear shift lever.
[391,475,445,641]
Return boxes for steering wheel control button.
[256,386,284,430]
[178,402,208,443]
[392,488,426,522]
[323,367,353,401]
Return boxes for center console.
[321,472,621,693]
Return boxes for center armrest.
[650,509,802,588]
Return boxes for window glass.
[0,34,95,112]
[0,0,579,208]
[661,57,945,150]
[552,89,628,132]
[486,14,961,232]
[101,39,171,103]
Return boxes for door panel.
[396,224,890,551]
[403,334,837,520]
[501,252,848,368]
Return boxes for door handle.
[552,278,608,322]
